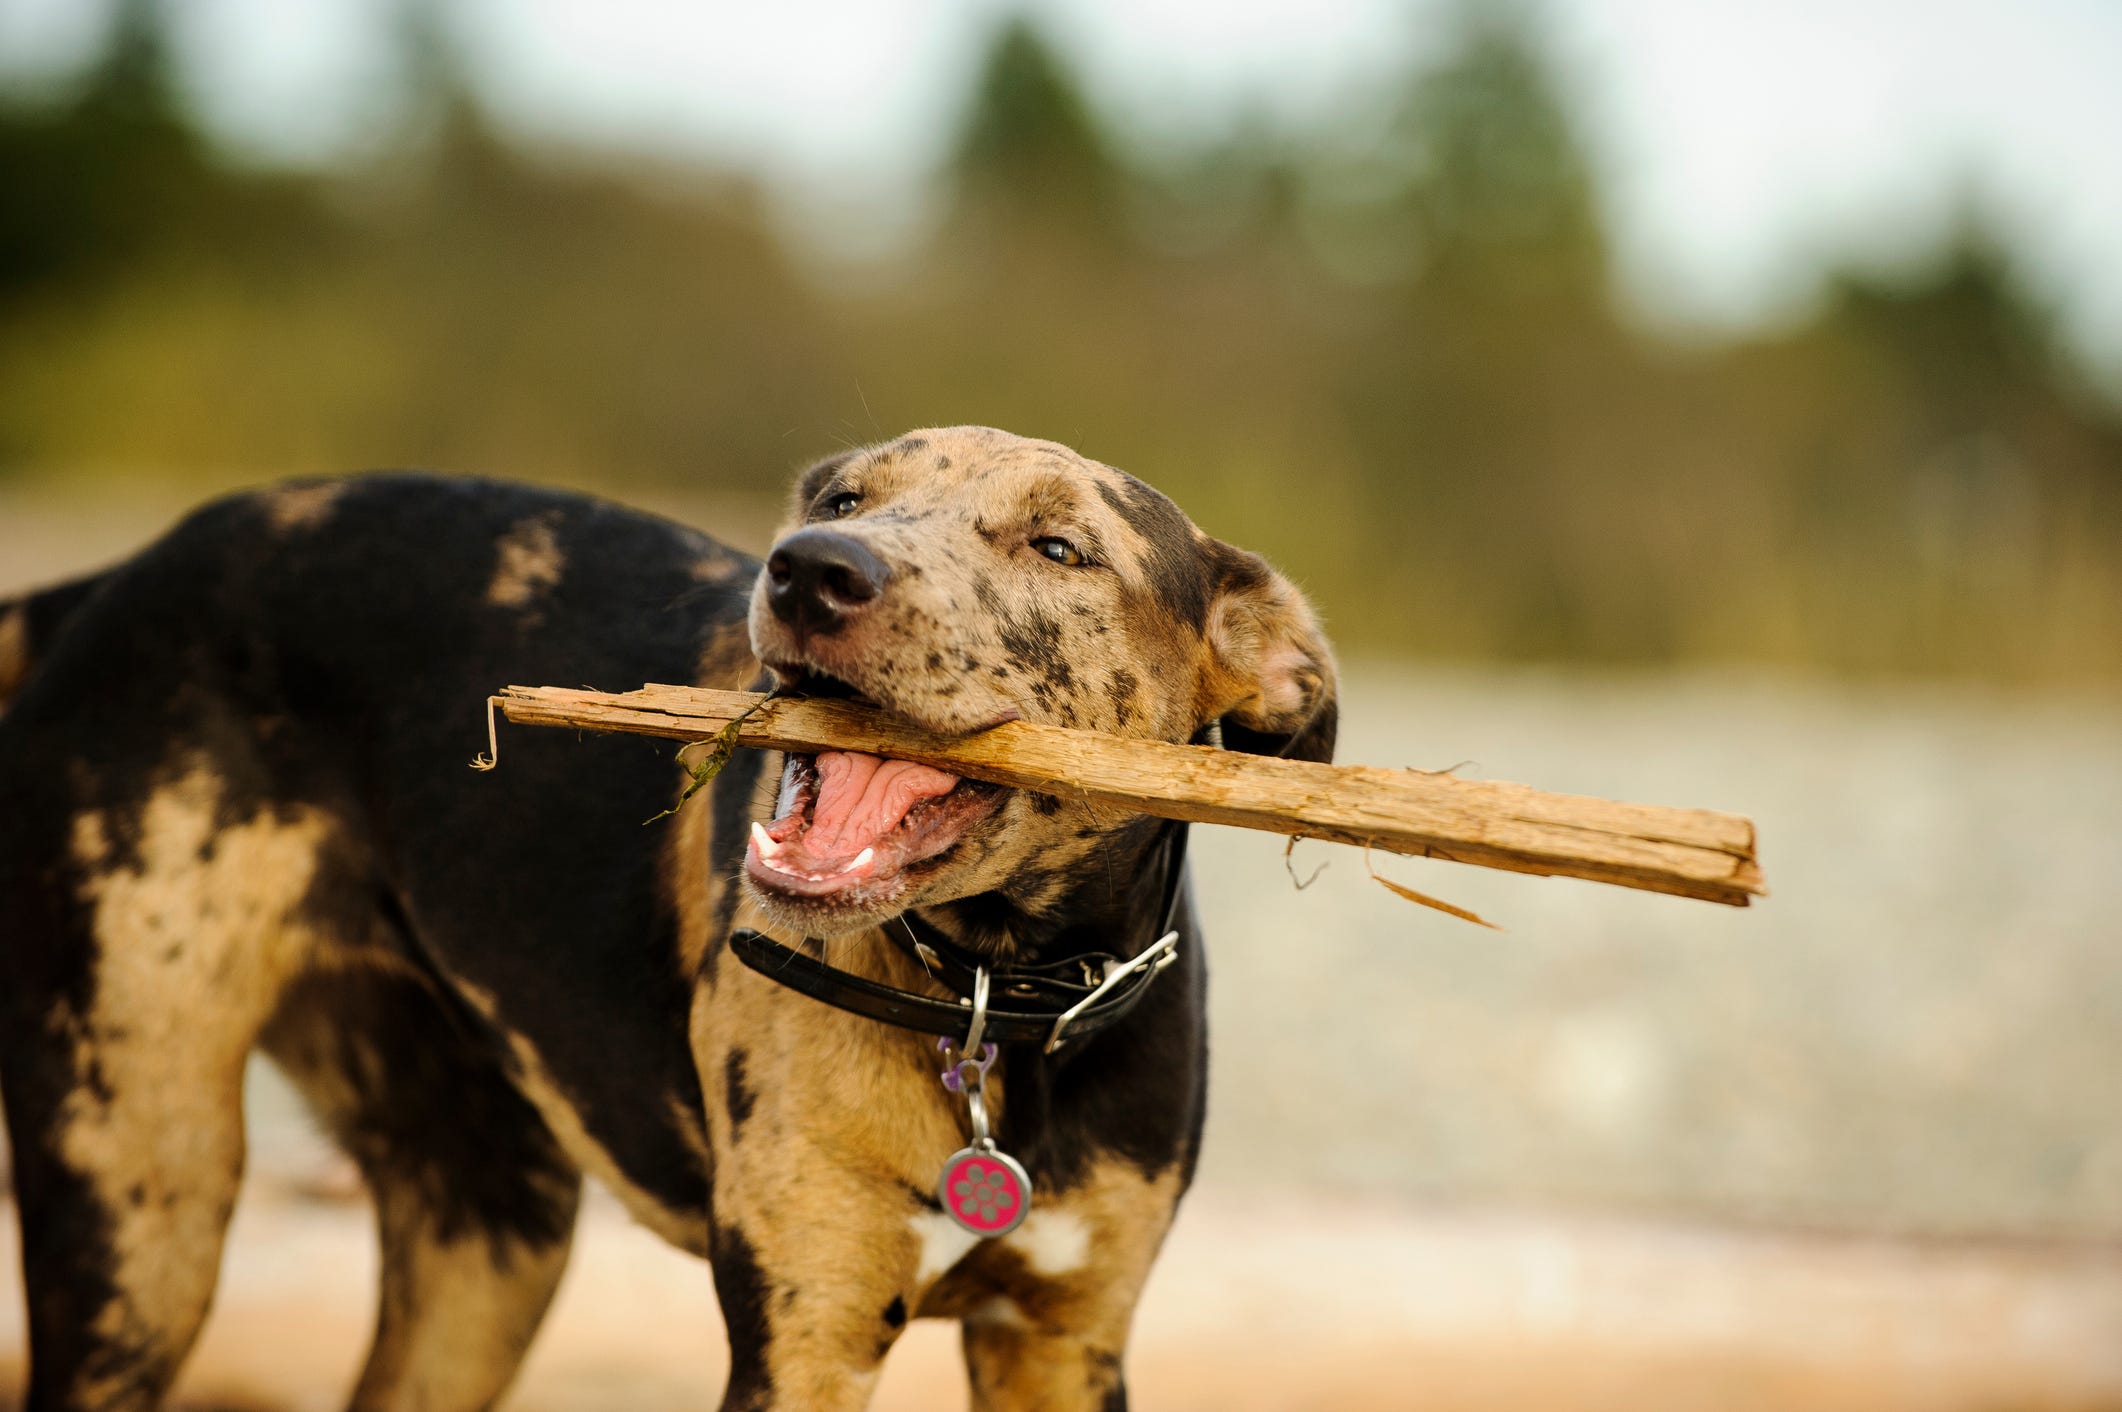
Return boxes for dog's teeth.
[851,847,875,869]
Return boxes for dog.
[0,426,1336,1411]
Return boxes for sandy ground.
[7,1178,2122,1412]
[1192,662,2122,1237]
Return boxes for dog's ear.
[1202,544,1337,764]
[783,450,858,529]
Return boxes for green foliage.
[0,3,2116,685]
[953,17,1113,201]
[1391,0,1607,297]
[0,0,203,296]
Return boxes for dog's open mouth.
[744,671,1006,904]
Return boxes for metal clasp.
[937,1034,996,1093]
[1043,930,1180,1054]
[938,966,1000,1148]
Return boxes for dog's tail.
[0,570,112,712]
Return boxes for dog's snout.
[765,528,892,633]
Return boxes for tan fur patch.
[351,1176,577,1412]
[264,481,347,533]
[58,764,330,1389]
[487,514,566,608]
[692,545,747,581]
[1198,561,1334,737]
[691,898,986,1400]
[0,602,27,706]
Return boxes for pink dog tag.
[939,1143,1031,1237]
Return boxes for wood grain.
[490,683,1766,907]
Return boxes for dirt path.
[7,1182,2121,1411]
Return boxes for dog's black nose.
[765,528,892,633]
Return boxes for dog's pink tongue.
[806,751,960,858]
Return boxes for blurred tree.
[1393,0,1608,302]
[1329,0,1649,658]
[71,0,184,129]
[1749,205,2122,673]
[950,15,1118,225]
[1825,209,2073,440]
[0,0,2115,681]
[0,0,211,299]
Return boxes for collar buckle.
[1043,929,1181,1054]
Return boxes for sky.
[4,0,2121,380]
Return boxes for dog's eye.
[1032,536,1088,567]
[820,492,862,520]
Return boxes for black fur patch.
[264,966,579,1254]
[704,733,771,979]
[712,1224,775,1410]
[0,1123,131,1403]
[13,568,111,680]
[1108,668,1140,728]
[792,450,858,520]
[725,1048,757,1141]
[1095,475,1214,631]
[929,818,1205,1189]
[998,607,1072,691]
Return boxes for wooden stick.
[490,684,1766,908]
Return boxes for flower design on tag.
[939,1149,1030,1235]
[953,1164,1015,1223]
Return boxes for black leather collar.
[729,820,1189,1052]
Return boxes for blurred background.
[3,1,2120,1408]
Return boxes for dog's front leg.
[962,1321,1131,1411]
[699,980,975,1412]
[708,1148,941,1412]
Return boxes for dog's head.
[744,426,1335,936]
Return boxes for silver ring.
[964,965,991,1056]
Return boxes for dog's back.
[0,566,109,711]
